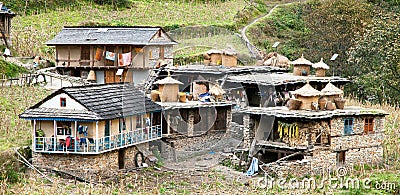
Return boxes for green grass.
[246,2,309,60]
[0,59,27,78]
[12,0,247,59]
[0,86,51,152]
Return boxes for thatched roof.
[154,76,183,85]
[263,52,290,67]
[321,82,343,96]
[292,83,321,97]
[312,58,329,69]
[206,49,222,54]
[222,47,237,56]
[209,85,225,96]
[290,54,313,66]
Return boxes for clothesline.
[95,48,132,66]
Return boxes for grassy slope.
[0,86,51,152]
[247,2,307,60]
[12,0,247,58]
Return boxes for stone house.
[236,89,386,177]
[19,83,163,176]
[46,26,177,84]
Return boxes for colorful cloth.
[245,157,259,176]
[118,52,132,66]
[105,51,115,61]
[95,48,103,61]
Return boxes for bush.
[0,59,27,78]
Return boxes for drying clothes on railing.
[198,92,211,102]
[118,52,132,66]
[245,157,259,176]
[95,48,103,61]
[105,51,116,61]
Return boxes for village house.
[19,83,163,176]
[224,55,387,177]
[46,26,177,84]
[149,51,387,176]
[148,74,234,164]
[0,2,15,47]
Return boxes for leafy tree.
[347,11,400,105]
[301,0,374,75]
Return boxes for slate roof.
[20,83,162,120]
[236,106,388,120]
[225,73,349,86]
[46,26,177,46]
[0,3,15,16]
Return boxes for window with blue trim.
[344,118,354,135]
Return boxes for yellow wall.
[38,121,54,137]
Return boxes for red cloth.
[66,137,71,148]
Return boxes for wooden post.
[56,47,59,66]
[95,121,99,153]
[150,113,153,138]
[53,120,57,151]
[68,46,71,67]
[74,121,77,152]
[166,113,170,136]
[160,112,163,137]
[33,120,36,152]
[103,46,106,67]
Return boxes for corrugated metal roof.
[46,27,177,46]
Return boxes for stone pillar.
[188,110,194,137]
[243,114,251,148]
[226,109,232,132]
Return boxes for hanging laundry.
[3,48,10,57]
[122,52,132,66]
[118,53,124,66]
[118,52,132,66]
[105,51,116,61]
[95,48,103,61]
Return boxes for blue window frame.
[344,118,354,135]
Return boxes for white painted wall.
[39,93,86,110]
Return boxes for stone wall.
[262,116,385,178]
[331,116,385,137]
[266,146,383,178]
[331,133,383,150]
[33,143,147,180]
[243,114,253,148]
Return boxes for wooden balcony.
[33,125,161,154]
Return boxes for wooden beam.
[74,121,77,152]
[53,120,57,151]
[33,120,36,152]
[67,46,71,67]
[95,121,99,153]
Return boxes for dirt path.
[240,1,297,58]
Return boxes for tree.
[347,11,400,105]
[301,0,374,75]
